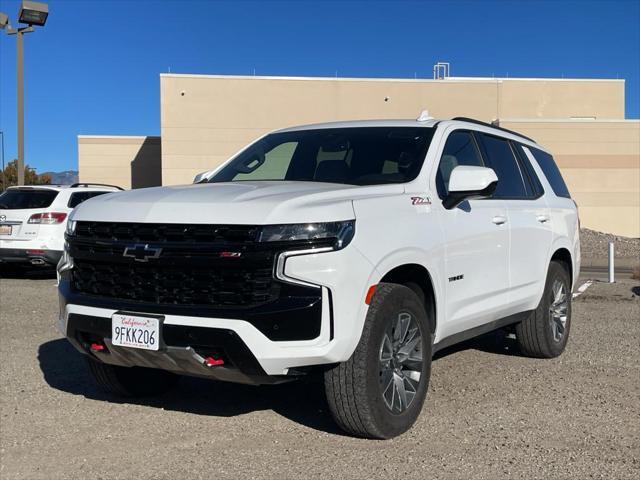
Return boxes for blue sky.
[0,0,638,173]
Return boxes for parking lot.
[1,271,638,479]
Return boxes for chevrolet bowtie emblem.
[123,244,162,262]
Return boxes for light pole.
[0,130,5,191]
[1,1,49,186]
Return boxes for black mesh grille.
[71,259,275,307]
[69,222,278,308]
[74,221,260,244]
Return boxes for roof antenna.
[417,109,433,122]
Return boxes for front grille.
[68,221,279,308]
[74,221,260,244]
[71,259,275,307]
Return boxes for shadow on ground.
[0,265,56,279]
[38,329,521,435]
[38,338,344,435]
[434,328,522,360]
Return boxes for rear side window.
[527,147,571,198]
[0,189,58,209]
[67,191,109,208]
[436,130,484,197]
[479,134,527,199]
[513,143,544,198]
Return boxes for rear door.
[522,145,580,286]
[477,134,553,313]
[0,188,60,243]
[435,129,511,339]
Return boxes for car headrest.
[398,152,415,170]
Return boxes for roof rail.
[451,117,536,143]
[69,183,124,191]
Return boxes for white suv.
[57,117,580,438]
[0,183,122,267]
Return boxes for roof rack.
[451,117,536,143]
[69,183,124,191]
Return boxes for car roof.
[5,184,122,193]
[275,118,440,132]
[274,118,544,151]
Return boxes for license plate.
[0,225,12,235]
[111,313,160,351]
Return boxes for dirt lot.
[1,273,639,480]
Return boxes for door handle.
[492,215,507,225]
[536,214,550,223]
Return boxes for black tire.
[324,283,432,439]
[516,261,572,358]
[86,358,179,397]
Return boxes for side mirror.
[443,166,498,209]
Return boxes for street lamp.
[19,1,48,26]
[1,1,49,186]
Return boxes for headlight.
[258,221,355,250]
[66,219,76,236]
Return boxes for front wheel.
[516,261,572,358]
[324,283,432,439]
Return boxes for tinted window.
[0,189,58,209]
[513,143,544,197]
[210,127,434,186]
[480,134,527,198]
[436,131,484,197]
[67,191,109,208]
[528,146,571,198]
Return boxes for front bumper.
[59,280,336,382]
[58,244,377,382]
[66,313,290,384]
[0,248,62,266]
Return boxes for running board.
[433,310,532,354]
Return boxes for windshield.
[0,189,59,209]
[209,127,435,185]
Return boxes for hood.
[71,181,404,224]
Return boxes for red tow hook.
[203,356,224,367]
[90,342,106,352]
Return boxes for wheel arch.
[379,263,437,336]
[550,247,573,288]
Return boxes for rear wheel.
[515,261,572,358]
[86,358,179,397]
[324,283,432,439]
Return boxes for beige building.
[78,135,160,190]
[79,74,640,237]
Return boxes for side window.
[527,146,571,198]
[436,131,484,197]
[513,143,544,198]
[67,191,109,208]
[479,134,527,199]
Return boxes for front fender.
[368,246,445,339]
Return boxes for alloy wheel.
[379,312,423,414]
[549,280,569,342]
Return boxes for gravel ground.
[1,274,639,480]
[580,228,639,261]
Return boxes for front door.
[434,129,510,340]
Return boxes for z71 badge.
[411,196,432,206]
